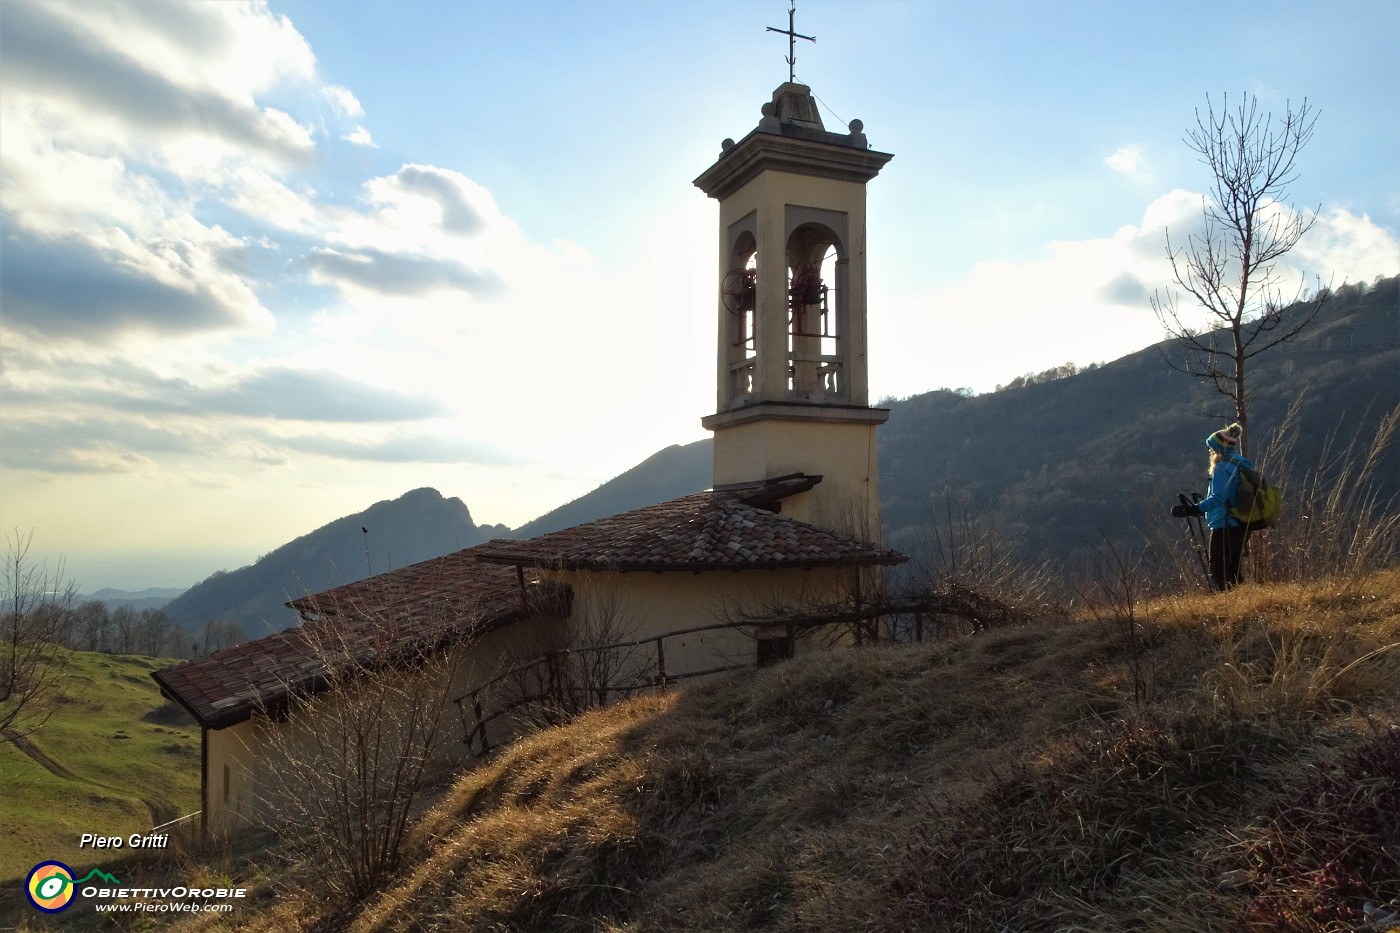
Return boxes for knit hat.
[1206,422,1243,456]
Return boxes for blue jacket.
[1198,454,1254,530]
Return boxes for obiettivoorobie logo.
[25,861,121,913]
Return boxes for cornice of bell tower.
[694,83,892,201]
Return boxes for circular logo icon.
[26,861,76,913]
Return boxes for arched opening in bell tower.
[720,232,758,407]
[786,223,845,402]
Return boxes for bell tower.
[695,82,893,539]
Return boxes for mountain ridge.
[161,276,1399,635]
[79,587,186,612]
[163,487,507,634]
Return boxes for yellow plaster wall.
[710,418,881,537]
[204,719,255,837]
[559,565,857,680]
[201,611,568,836]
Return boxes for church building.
[154,79,903,837]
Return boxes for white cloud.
[0,0,707,494]
[223,165,322,233]
[1137,188,1204,246]
[296,246,503,298]
[343,124,376,147]
[870,191,1400,399]
[362,165,498,240]
[0,1,338,349]
[324,85,365,119]
[0,233,268,342]
[0,1,317,171]
[1104,144,1146,176]
[1293,207,1400,287]
[0,3,767,507]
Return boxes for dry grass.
[191,569,1400,933]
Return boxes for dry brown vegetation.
[191,568,1400,933]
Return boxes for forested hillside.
[878,275,1399,566]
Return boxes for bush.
[1232,726,1400,929]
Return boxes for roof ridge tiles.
[474,492,905,572]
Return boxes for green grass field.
[0,650,201,882]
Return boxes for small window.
[223,764,230,806]
[756,636,793,668]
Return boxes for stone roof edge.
[150,665,214,728]
[149,585,564,730]
[472,548,908,574]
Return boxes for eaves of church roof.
[152,547,561,730]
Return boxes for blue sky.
[2,0,1397,591]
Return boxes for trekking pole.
[1177,493,1211,587]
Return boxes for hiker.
[1172,423,1253,591]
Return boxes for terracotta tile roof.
[474,483,907,573]
[152,473,905,730]
[152,546,561,729]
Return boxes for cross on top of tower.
[766,1,814,84]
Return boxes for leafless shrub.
[251,597,464,901]
[1078,534,1160,708]
[1249,399,1400,586]
[904,485,1064,612]
[496,583,652,730]
[1,529,77,741]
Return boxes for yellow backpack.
[1230,462,1282,530]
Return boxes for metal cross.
[766,1,814,84]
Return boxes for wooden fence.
[451,619,757,757]
[450,584,1028,759]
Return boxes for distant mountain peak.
[163,487,488,634]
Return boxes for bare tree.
[1,530,77,740]
[133,607,182,657]
[111,604,139,654]
[253,597,464,900]
[498,582,650,727]
[74,600,112,652]
[200,617,246,655]
[1152,92,1328,452]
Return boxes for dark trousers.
[1208,524,1249,591]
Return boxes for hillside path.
[3,728,177,825]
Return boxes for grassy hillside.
[168,570,1399,932]
[0,651,201,882]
